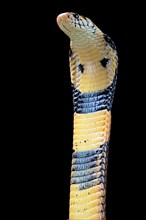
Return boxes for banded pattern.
[57,12,118,220]
[70,143,108,219]
[71,142,108,188]
[72,73,117,113]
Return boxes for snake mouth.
[58,22,71,37]
[62,24,70,33]
[57,13,71,36]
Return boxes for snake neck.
[70,40,117,95]
[69,40,117,220]
[70,41,117,152]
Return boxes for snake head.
[57,12,99,40]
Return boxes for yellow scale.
[57,12,118,220]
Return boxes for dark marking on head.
[69,48,72,57]
[78,22,82,28]
[78,64,84,73]
[100,58,109,67]
[86,19,89,26]
[80,19,85,28]
[92,27,96,33]
[73,13,79,20]
[103,34,116,50]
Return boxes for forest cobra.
[57,12,118,220]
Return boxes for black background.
[6,0,145,219]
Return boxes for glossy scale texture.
[57,12,118,220]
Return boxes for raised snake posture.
[57,12,118,220]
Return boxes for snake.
[57,12,118,220]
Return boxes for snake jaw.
[57,13,71,37]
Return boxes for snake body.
[57,12,118,220]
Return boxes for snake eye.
[73,13,79,19]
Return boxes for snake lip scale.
[57,12,118,220]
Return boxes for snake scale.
[57,12,118,220]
